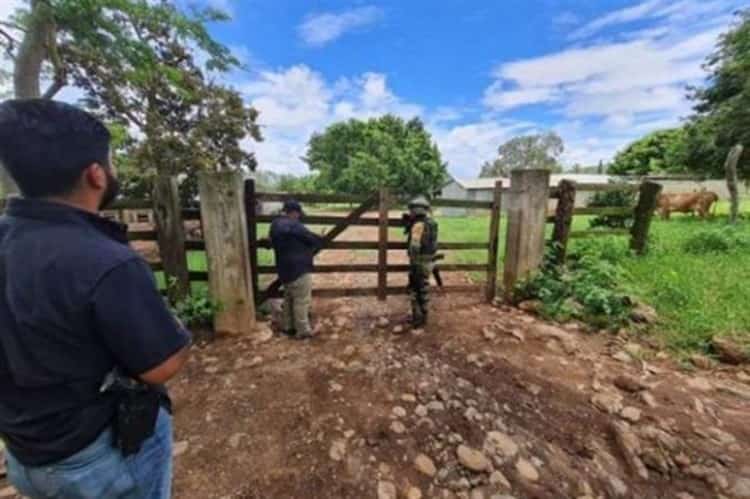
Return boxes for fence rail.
[247,181,503,305]
[548,180,661,261]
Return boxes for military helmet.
[408,196,431,209]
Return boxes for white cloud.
[483,25,721,127]
[568,0,736,40]
[240,65,429,174]
[298,6,384,47]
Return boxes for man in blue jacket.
[269,200,323,339]
[0,99,190,498]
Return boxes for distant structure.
[439,173,627,216]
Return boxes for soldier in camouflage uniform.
[405,196,438,328]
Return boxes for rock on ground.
[377,481,397,499]
[414,453,437,477]
[515,458,539,482]
[457,445,491,472]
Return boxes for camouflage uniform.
[406,197,438,328]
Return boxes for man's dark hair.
[0,99,111,198]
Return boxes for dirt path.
[3,226,748,499]
[167,225,750,498]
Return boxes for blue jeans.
[6,408,173,499]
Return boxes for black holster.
[101,369,161,456]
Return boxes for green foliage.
[609,128,690,176]
[305,115,447,197]
[683,226,750,254]
[587,184,637,229]
[171,287,218,328]
[277,174,318,193]
[515,241,633,328]
[4,0,262,202]
[688,9,750,177]
[480,132,564,178]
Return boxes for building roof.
[454,173,628,190]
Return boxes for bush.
[516,242,634,328]
[587,185,636,229]
[171,287,218,328]
[683,227,750,254]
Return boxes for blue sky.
[2,0,745,178]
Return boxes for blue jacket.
[269,216,323,283]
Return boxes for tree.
[1,0,261,197]
[304,115,447,197]
[479,132,564,178]
[609,128,690,176]
[687,9,750,177]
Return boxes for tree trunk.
[13,0,54,99]
[725,144,743,225]
[3,0,55,198]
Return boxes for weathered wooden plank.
[181,208,201,220]
[252,240,488,251]
[262,285,479,299]
[551,179,576,264]
[572,206,634,216]
[256,192,367,204]
[153,175,189,301]
[431,198,493,209]
[550,183,638,195]
[185,240,205,251]
[110,199,153,210]
[486,180,503,302]
[244,179,260,304]
[569,229,630,238]
[503,169,551,298]
[255,214,404,227]
[378,188,390,301]
[256,263,489,274]
[630,180,662,254]
[127,230,158,241]
[198,171,255,335]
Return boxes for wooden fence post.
[199,171,255,335]
[503,169,550,299]
[630,180,662,255]
[551,179,576,264]
[243,179,260,304]
[152,175,189,302]
[725,144,744,225]
[485,180,503,302]
[377,188,390,301]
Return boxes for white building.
[439,173,630,216]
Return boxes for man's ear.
[82,163,107,190]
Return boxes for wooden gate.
[244,180,504,305]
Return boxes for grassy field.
[436,202,750,354]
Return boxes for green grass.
[613,211,750,353]
[440,202,750,354]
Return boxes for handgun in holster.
[100,368,161,456]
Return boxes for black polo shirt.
[0,198,190,466]
[269,216,323,283]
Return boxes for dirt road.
[167,226,750,498]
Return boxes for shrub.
[171,287,218,328]
[516,242,634,327]
[587,185,636,229]
[683,227,750,254]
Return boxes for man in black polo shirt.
[269,200,322,339]
[0,100,190,498]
